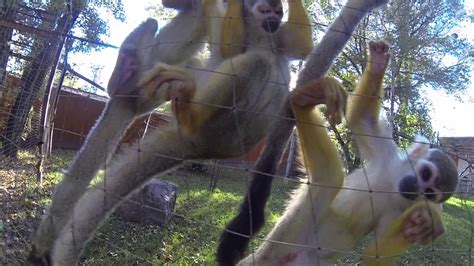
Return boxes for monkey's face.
[245,0,284,33]
[398,146,458,203]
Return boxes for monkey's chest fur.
[193,52,290,158]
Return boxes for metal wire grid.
[0,1,472,265]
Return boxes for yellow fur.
[221,0,245,58]
[291,102,345,202]
[180,0,313,134]
[363,201,443,265]
[346,42,388,129]
[283,0,314,59]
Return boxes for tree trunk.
[0,1,15,84]
[2,11,79,157]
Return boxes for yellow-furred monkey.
[28,0,314,264]
[236,41,457,265]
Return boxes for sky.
[69,0,474,138]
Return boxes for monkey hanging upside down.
[233,40,458,266]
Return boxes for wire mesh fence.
[1,0,473,265]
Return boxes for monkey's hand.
[367,40,390,77]
[403,206,445,245]
[291,77,347,126]
[363,201,444,265]
[137,63,196,126]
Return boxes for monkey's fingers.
[170,81,195,113]
[169,80,197,134]
[107,46,139,96]
[291,78,346,125]
[107,19,158,96]
[290,80,326,107]
[139,64,192,101]
[421,223,444,245]
[138,63,188,88]
[323,81,347,126]
[368,40,390,75]
[403,207,443,245]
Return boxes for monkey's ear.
[407,136,430,161]
[107,19,158,96]
[221,0,245,58]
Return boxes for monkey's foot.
[137,63,196,117]
[403,206,445,245]
[107,19,158,97]
[26,246,52,266]
[291,77,347,125]
[368,40,390,76]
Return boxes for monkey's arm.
[278,0,313,60]
[292,100,345,191]
[346,41,397,160]
[220,0,245,58]
[239,85,347,260]
[346,46,386,128]
[363,201,444,266]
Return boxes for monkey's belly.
[199,89,288,158]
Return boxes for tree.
[2,0,124,158]
[0,0,19,84]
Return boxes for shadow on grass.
[82,169,297,265]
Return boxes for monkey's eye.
[424,188,435,200]
[258,6,272,14]
[421,167,431,182]
[275,8,283,16]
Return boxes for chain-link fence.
[1,0,473,265]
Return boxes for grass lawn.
[1,150,473,265]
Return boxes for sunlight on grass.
[445,195,474,208]
[2,150,472,265]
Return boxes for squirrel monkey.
[29,0,314,264]
[174,0,314,134]
[235,40,457,265]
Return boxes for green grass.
[1,150,473,265]
[80,167,298,265]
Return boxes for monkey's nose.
[399,175,419,200]
[261,17,280,33]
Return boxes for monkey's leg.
[28,13,203,263]
[28,100,137,264]
[28,22,150,264]
[150,0,207,66]
[297,0,388,86]
[238,80,348,265]
[216,102,295,266]
[173,51,272,135]
[50,127,195,265]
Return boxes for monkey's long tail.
[216,102,295,266]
